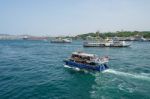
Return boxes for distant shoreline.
[0,31,150,41]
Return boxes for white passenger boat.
[83,39,130,47]
[51,38,72,43]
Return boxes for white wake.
[103,69,150,81]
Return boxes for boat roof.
[72,52,95,57]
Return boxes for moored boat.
[83,39,130,47]
[51,38,72,43]
[64,52,109,71]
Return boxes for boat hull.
[83,43,130,47]
[64,60,109,72]
[51,41,71,43]
[83,42,130,47]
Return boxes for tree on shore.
[76,31,150,39]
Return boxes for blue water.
[0,40,150,99]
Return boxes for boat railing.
[94,56,109,64]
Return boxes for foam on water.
[64,65,81,71]
[103,69,150,81]
[64,65,72,68]
[74,67,80,71]
[64,65,91,74]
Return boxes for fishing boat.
[51,38,72,43]
[64,52,109,71]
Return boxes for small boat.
[51,38,72,43]
[83,39,130,47]
[64,52,109,71]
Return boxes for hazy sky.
[0,0,150,36]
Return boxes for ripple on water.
[0,41,150,99]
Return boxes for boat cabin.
[70,52,98,65]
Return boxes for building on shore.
[0,34,49,41]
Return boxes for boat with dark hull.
[64,52,109,72]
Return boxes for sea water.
[0,40,150,99]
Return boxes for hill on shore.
[75,31,150,40]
